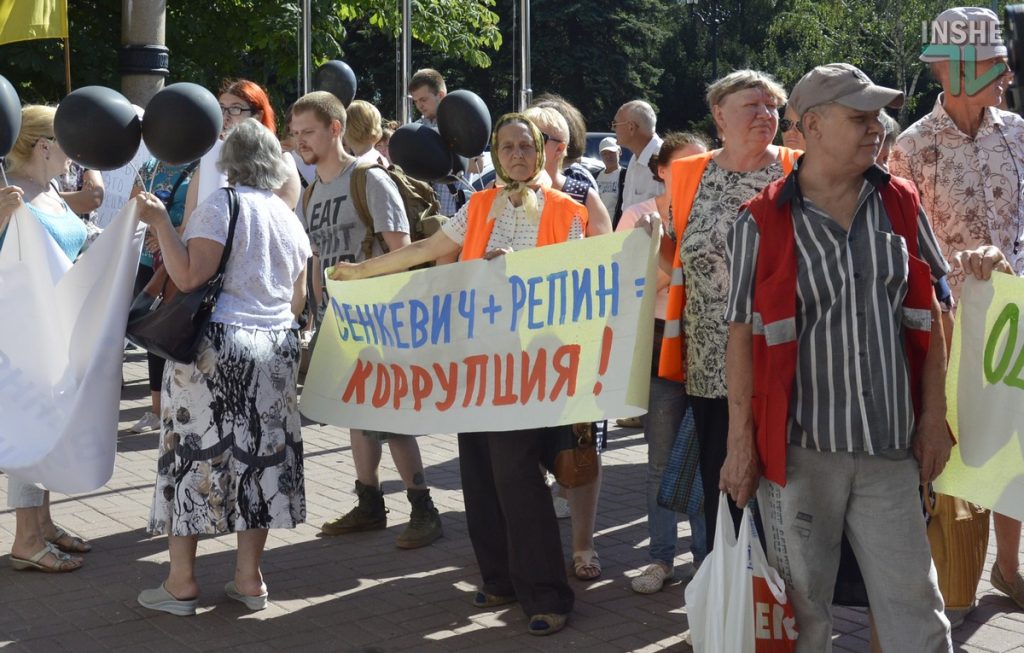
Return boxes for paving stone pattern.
[1,351,1023,652]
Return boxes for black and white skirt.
[148,322,306,536]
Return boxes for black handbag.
[126,187,240,364]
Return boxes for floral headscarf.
[488,113,546,223]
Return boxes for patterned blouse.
[679,159,783,399]
[889,95,1024,301]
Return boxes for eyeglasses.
[541,133,564,144]
[610,120,634,130]
[780,118,796,133]
[220,105,253,116]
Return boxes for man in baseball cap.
[920,6,1007,63]
[722,63,953,651]
[891,7,1024,622]
[788,62,904,117]
[596,136,623,220]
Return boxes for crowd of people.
[2,5,1024,649]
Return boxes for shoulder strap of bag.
[301,177,318,219]
[351,163,390,258]
[214,187,241,276]
[164,161,199,212]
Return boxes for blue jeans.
[643,376,707,566]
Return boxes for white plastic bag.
[684,492,797,652]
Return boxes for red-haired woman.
[182,79,301,217]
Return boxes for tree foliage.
[2,0,1019,136]
[0,0,501,121]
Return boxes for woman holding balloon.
[0,105,91,572]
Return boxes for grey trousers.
[758,446,951,653]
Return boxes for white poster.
[0,203,145,493]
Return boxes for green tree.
[764,0,1019,124]
[0,0,500,123]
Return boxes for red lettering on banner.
[433,362,458,411]
[372,363,391,408]
[549,344,580,400]
[462,354,488,407]
[410,365,433,411]
[342,359,374,403]
[390,364,409,410]
[493,353,519,405]
[520,348,547,404]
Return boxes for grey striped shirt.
[726,166,949,455]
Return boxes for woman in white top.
[134,119,311,616]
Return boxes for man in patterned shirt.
[889,6,1024,611]
[723,64,953,651]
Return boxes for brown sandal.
[46,526,92,554]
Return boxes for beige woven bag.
[925,492,991,610]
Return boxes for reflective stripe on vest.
[658,147,801,382]
[746,173,932,486]
[460,187,589,261]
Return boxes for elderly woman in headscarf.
[329,113,585,636]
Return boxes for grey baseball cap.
[920,7,1007,63]
[788,63,904,117]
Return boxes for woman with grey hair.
[654,69,800,551]
[133,119,312,616]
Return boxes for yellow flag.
[0,0,68,46]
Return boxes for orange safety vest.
[745,173,933,485]
[460,187,589,261]
[658,147,801,382]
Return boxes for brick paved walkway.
[2,351,1023,652]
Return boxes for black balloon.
[54,86,141,171]
[315,60,357,107]
[389,123,452,182]
[142,83,222,165]
[438,152,470,185]
[0,75,21,159]
[436,90,491,158]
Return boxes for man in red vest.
[721,64,953,651]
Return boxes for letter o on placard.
[983,303,1020,384]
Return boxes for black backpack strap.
[215,187,241,275]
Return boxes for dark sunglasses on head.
[780,118,796,133]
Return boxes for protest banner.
[95,134,150,228]
[0,202,144,493]
[300,229,658,434]
[938,274,1024,521]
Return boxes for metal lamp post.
[684,0,738,81]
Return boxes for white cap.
[920,7,1008,62]
[599,136,619,152]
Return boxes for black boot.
[321,480,387,535]
[395,488,443,549]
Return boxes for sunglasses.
[779,118,796,133]
[541,133,564,144]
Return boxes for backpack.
[302,161,447,264]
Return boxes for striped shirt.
[726,165,949,455]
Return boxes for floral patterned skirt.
[148,322,306,536]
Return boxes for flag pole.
[63,37,71,94]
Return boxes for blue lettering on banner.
[326,263,625,349]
